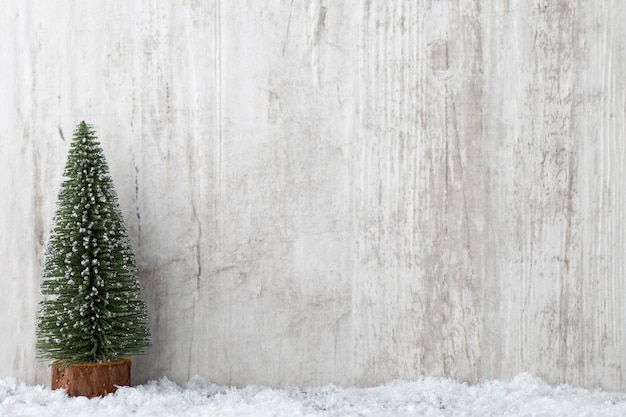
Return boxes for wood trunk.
[51,358,131,398]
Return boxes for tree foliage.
[36,121,150,365]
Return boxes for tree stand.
[51,358,131,398]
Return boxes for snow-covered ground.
[1,373,625,417]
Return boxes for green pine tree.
[36,121,150,365]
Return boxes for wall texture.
[1,0,626,390]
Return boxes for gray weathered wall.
[1,0,625,390]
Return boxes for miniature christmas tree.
[36,121,150,365]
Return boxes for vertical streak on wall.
[352,0,484,384]
[575,0,626,389]
[1,1,33,382]
[352,0,406,384]
[214,0,223,212]
[480,1,535,382]
[506,0,583,386]
[442,0,485,382]
[612,1,626,389]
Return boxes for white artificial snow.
[1,373,626,417]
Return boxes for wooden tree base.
[51,358,131,398]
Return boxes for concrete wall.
[2,0,626,390]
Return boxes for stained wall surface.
[1,0,625,390]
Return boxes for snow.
[1,374,626,417]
